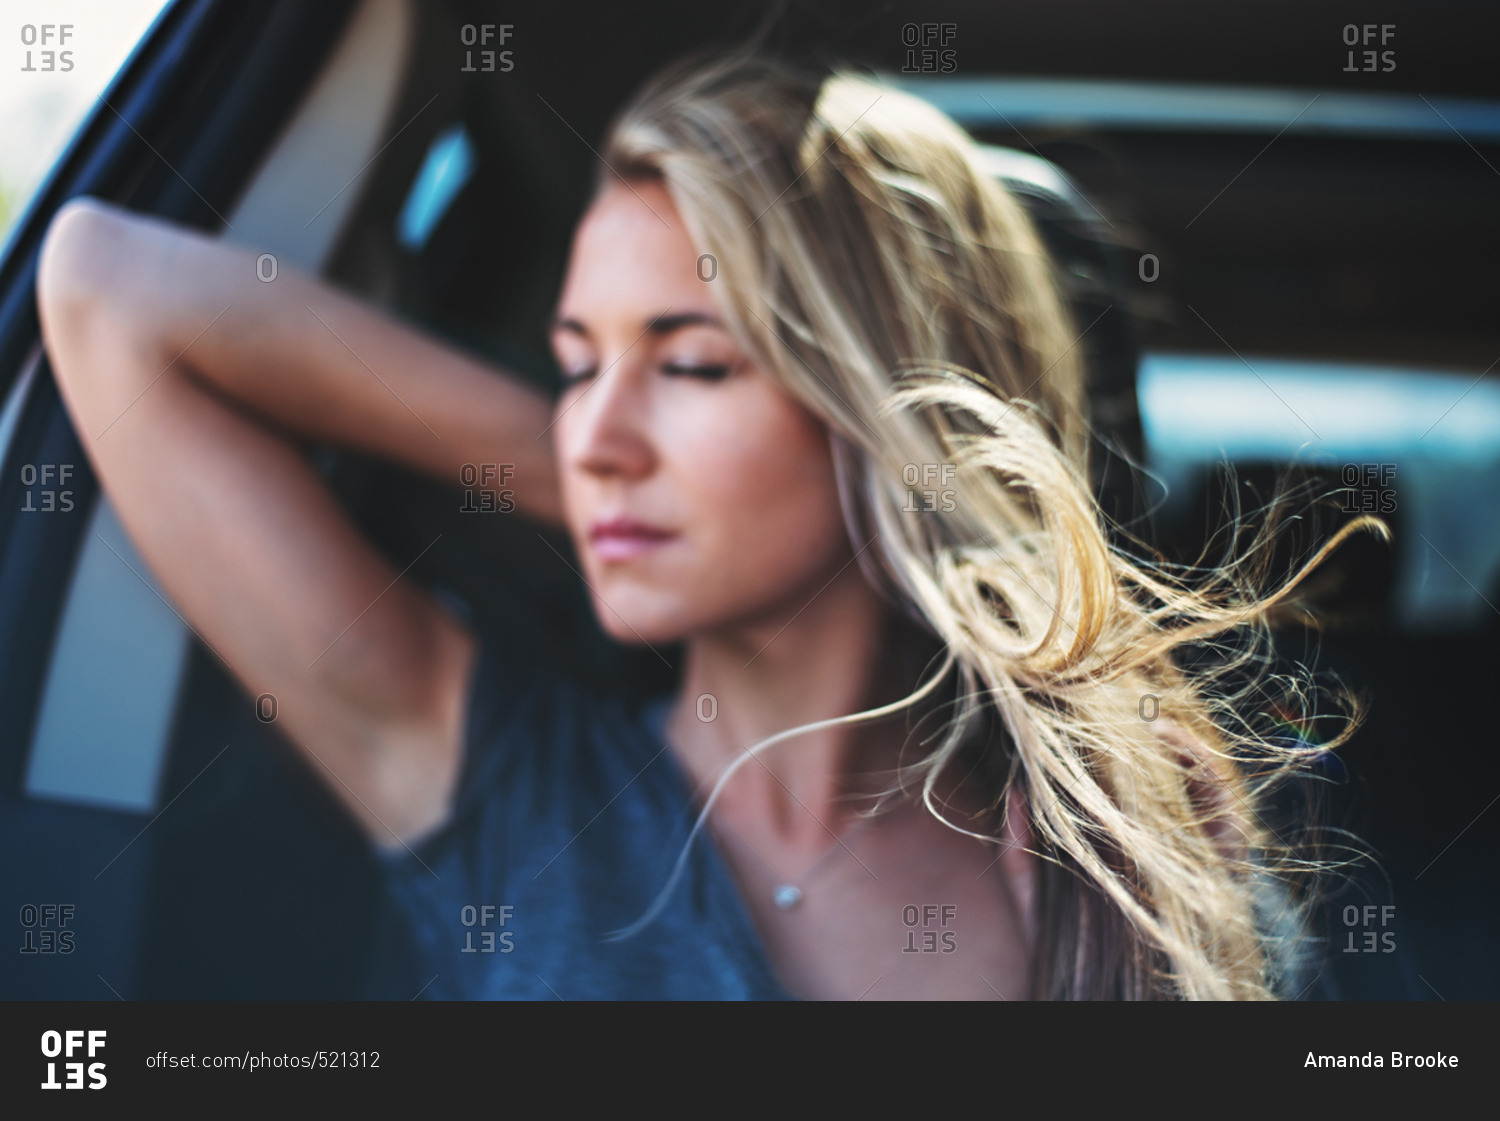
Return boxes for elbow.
[36,197,132,332]
[37,198,151,403]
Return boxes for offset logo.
[18,903,76,953]
[40,1030,106,1090]
[19,24,75,72]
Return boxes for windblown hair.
[598,52,1382,999]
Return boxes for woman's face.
[549,179,852,646]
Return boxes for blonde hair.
[599,52,1383,999]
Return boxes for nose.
[560,351,656,481]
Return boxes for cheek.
[676,392,849,587]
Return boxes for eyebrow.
[549,311,723,337]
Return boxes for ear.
[1155,721,1253,866]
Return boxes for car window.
[0,0,174,255]
[1138,352,1500,629]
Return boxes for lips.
[588,516,678,561]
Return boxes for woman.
[35,52,1373,999]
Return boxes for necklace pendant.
[773,884,803,910]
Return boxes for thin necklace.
[655,699,883,910]
[721,812,877,910]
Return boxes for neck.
[665,564,939,849]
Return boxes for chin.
[587,587,696,647]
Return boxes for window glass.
[0,0,175,253]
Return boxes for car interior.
[2,0,1495,1000]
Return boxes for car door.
[0,0,429,999]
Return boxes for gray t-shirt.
[376,631,795,999]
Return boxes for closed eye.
[556,361,736,389]
[661,362,732,381]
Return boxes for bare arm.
[34,197,560,849]
[46,197,563,520]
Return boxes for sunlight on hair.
[596,50,1388,999]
